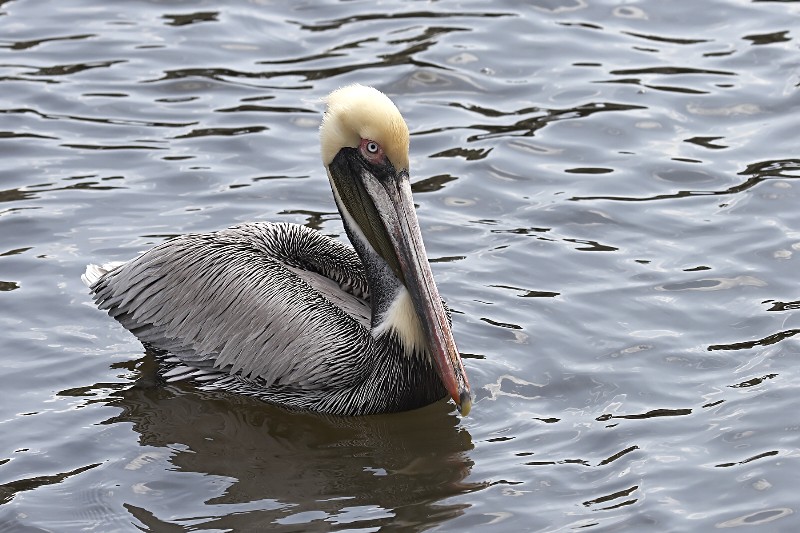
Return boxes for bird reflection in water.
[92,351,481,531]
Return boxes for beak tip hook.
[457,391,472,417]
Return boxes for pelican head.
[320,84,471,415]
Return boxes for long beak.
[386,171,472,415]
[327,149,472,415]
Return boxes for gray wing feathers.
[90,222,373,390]
[285,266,371,329]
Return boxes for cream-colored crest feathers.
[320,84,410,171]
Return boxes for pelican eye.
[359,138,386,165]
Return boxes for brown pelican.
[83,84,471,416]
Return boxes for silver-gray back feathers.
[87,222,445,415]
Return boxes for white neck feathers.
[373,287,428,359]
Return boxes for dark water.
[2,0,799,530]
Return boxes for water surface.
[1,0,799,531]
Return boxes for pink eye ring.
[360,138,386,164]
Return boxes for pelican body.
[84,85,471,416]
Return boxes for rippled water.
[2,0,799,531]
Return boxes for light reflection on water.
[1,0,799,531]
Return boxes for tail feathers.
[81,261,125,287]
